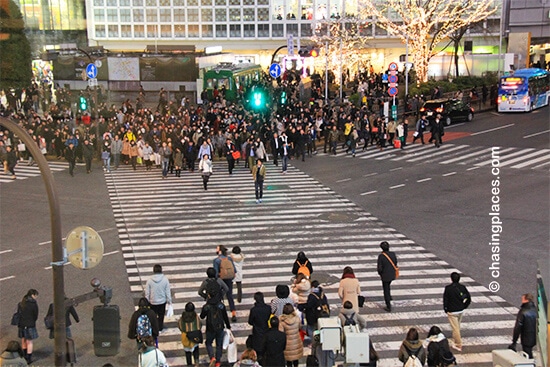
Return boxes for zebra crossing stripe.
[105,163,517,367]
[497,149,550,168]
[511,150,550,168]
[475,148,535,167]
[439,147,493,164]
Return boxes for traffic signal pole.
[0,117,67,366]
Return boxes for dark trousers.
[68,160,75,176]
[85,157,92,172]
[205,329,225,363]
[185,347,200,365]
[282,155,289,172]
[151,302,166,331]
[412,133,425,144]
[202,174,210,190]
[255,179,264,200]
[227,158,235,174]
[382,280,392,308]
[235,281,242,303]
[272,152,279,166]
[223,278,236,311]
[522,345,533,359]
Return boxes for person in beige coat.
[338,266,361,312]
[291,273,311,310]
[278,303,303,367]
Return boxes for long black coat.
[248,301,271,354]
[513,301,537,347]
[262,328,286,367]
[19,297,39,328]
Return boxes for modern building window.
[301,0,313,20]
[120,9,131,22]
[159,0,170,5]
[201,0,212,5]
[230,24,241,37]
[174,24,185,37]
[188,9,199,22]
[108,24,119,37]
[173,0,184,5]
[272,0,284,19]
[229,8,241,21]
[243,8,254,21]
[257,7,269,21]
[258,23,269,37]
[286,23,298,36]
[188,0,198,5]
[146,9,158,22]
[216,24,227,37]
[94,0,105,6]
[229,0,240,5]
[132,0,143,6]
[301,23,312,36]
[243,0,253,5]
[133,9,144,22]
[107,9,118,22]
[159,9,171,22]
[287,0,298,20]
[146,0,157,6]
[215,9,227,22]
[272,23,283,36]
[188,24,199,37]
[174,9,185,22]
[95,25,106,37]
[257,0,268,4]
[106,0,116,6]
[147,24,158,37]
[243,24,255,37]
[201,8,213,22]
[94,9,105,22]
[121,24,132,37]
[134,24,145,37]
[160,24,171,37]
[215,0,226,6]
[202,24,213,37]
[375,25,387,36]
[119,0,131,5]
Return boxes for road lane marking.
[0,276,15,282]
[523,129,550,139]
[389,184,405,189]
[417,178,432,183]
[104,250,119,256]
[442,172,457,176]
[336,178,351,183]
[0,249,13,255]
[360,190,377,196]
[39,227,117,246]
[445,123,465,128]
[471,123,514,136]
[363,172,378,177]
[390,167,403,171]
[467,166,481,171]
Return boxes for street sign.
[86,63,97,79]
[388,62,398,71]
[88,78,98,87]
[269,63,282,78]
[388,87,398,96]
[65,226,104,270]
[388,74,398,84]
[287,34,294,56]
[391,104,397,120]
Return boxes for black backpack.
[205,279,222,303]
[207,303,225,331]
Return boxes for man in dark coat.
[443,272,471,352]
[223,138,236,174]
[270,132,281,166]
[248,291,271,364]
[65,142,77,176]
[377,241,398,312]
[262,317,286,367]
[509,293,537,358]
[82,139,94,173]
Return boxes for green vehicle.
[203,63,263,102]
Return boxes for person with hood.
[338,301,367,330]
[426,325,454,367]
[247,291,271,364]
[338,266,361,312]
[398,328,426,366]
[234,348,261,367]
[128,297,160,349]
[0,340,27,367]
[279,303,303,367]
[262,316,286,367]
[178,302,202,367]
[509,293,537,358]
[145,264,172,332]
[291,251,313,278]
[17,289,39,364]
[304,280,329,336]
[231,246,245,303]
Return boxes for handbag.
[44,314,54,329]
[358,295,365,308]
[382,252,399,279]
[186,330,203,344]
[231,151,241,160]
[11,304,21,326]
[17,143,26,152]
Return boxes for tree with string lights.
[359,0,498,83]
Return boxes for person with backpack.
[213,245,237,322]
[138,335,168,367]
[247,291,271,364]
[304,280,330,337]
[128,297,160,349]
[200,296,231,367]
[337,301,367,330]
[443,272,471,352]
[338,266,361,312]
[292,251,313,279]
[398,328,426,367]
[145,264,172,332]
[377,241,398,312]
[199,267,228,303]
[426,325,455,367]
[178,302,202,367]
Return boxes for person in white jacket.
[198,154,213,190]
[145,264,172,332]
[231,246,244,303]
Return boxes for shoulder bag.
[382,252,399,279]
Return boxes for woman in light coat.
[338,266,361,312]
[198,154,213,190]
[278,303,303,367]
[291,273,311,310]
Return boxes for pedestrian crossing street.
[321,142,550,171]
[0,159,69,184]
[105,162,518,367]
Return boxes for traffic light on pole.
[309,48,319,57]
[79,96,88,111]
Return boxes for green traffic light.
[79,96,87,111]
[254,92,263,107]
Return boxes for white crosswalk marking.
[0,160,69,183]
[322,142,549,170]
[105,162,516,367]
